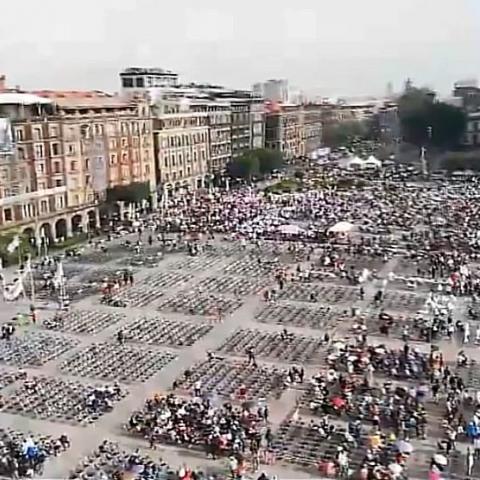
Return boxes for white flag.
[54,261,64,284]
[24,255,31,272]
[6,235,20,254]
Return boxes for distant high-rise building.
[404,78,414,93]
[254,79,289,103]
[120,67,179,100]
[453,79,480,112]
[386,82,394,99]
[252,82,263,98]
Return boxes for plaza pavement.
[0,239,477,479]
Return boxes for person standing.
[466,447,474,477]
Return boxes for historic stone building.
[188,101,232,174]
[0,82,156,240]
[153,111,211,200]
[265,103,306,160]
[303,104,323,156]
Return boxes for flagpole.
[28,255,35,307]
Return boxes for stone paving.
[0,233,475,479]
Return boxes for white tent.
[365,155,382,168]
[346,156,364,168]
[278,224,305,235]
[328,221,355,233]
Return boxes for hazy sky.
[1,0,479,97]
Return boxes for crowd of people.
[4,166,480,479]
[0,432,70,478]
[127,394,274,467]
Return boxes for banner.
[84,138,108,192]
[0,118,14,154]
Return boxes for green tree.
[226,149,283,179]
[226,152,260,180]
[106,181,151,203]
[322,121,369,148]
[440,152,480,172]
[398,88,466,149]
[254,148,284,174]
[429,103,467,149]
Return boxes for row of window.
[158,132,208,148]
[2,195,65,223]
[159,118,208,129]
[161,168,195,183]
[14,122,151,143]
[211,145,231,156]
[108,137,150,149]
[68,163,151,190]
[14,125,59,142]
[467,120,480,132]
[17,142,62,160]
[81,121,151,138]
[162,149,206,168]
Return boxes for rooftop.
[120,67,177,77]
[0,92,52,106]
[31,90,131,109]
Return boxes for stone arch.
[87,210,97,231]
[23,227,35,239]
[39,223,52,241]
[71,214,83,234]
[99,202,120,227]
[23,227,36,249]
[55,218,67,240]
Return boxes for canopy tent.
[278,224,305,235]
[346,156,364,168]
[328,221,355,233]
[365,155,382,168]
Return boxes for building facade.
[120,67,179,101]
[453,80,480,113]
[250,99,265,150]
[255,79,289,103]
[265,103,305,160]
[463,112,480,147]
[153,111,210,199]
[303,105,323,156]
[0,85,157,240]
[189,102,231,174]
[0,93,82,240]
[229,100,251,160]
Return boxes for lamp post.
[421,126,433,179]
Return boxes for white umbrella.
[278,224,305,235]
[328,221,355,233]
[396,439,414,454]
[433,454,448,466]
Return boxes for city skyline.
[0,0,479,97]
